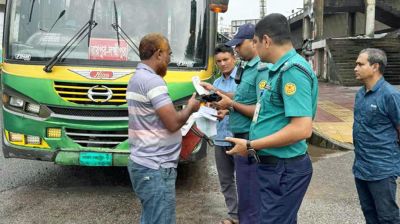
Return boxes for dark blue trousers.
[234,132,260,224]
[355,177,400,224]
[235,156,260,224]
[257,154,312,224]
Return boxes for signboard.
[89,38,128,61]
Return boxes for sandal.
[219,218,239,224]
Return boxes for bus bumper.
[2,134,208,166]
[3,139,56,162]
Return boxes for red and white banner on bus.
[89,38,128,61]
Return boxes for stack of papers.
[181,106,218,138]
[197,106,218,121]
[180,76,218,137]
[194,106,218,138]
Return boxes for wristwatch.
[246,140,260,163]
[246,140,253,150]
[229,100,235,111]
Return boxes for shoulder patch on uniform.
[259,80,267,89]
[284,82,296,96]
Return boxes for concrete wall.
[323,13,390,38]
[323,13,349,38]
[354,12,391,35]
[291,27,303,49]
[381,0,400,11]
[290,11,392,47]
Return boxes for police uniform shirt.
[256,62,273,99]
[229,56,261,134]
[250,49,318,158]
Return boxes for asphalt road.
[1,144,399,224]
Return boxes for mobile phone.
[200,93,222,102]
[214,139,232,144]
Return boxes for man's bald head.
[139,33,169,60]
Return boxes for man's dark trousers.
[234,132,260,224]
[355,177,400,224]
[257,154,312,224]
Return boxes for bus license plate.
[79,152,112,166]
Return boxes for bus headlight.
[9,132,24,142]
[26,135,41,145]
[3,86,52,118]
[26,103,41,114]
[47,128,62,138]
[5,130,49,148]
[4,92,43,115]
[9,96,24,108]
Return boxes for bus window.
[7,0,208,68]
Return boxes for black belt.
[258,153,307,165]
[233,132,249,139]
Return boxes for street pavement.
[312,83,359,150]
[1,81,400,223]
[313,83,400,150]
[1,144,400,224]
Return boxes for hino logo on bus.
[69,69,132,80]
[90,71,113,79]
[87,85,113,103]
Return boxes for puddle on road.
[308,144,350,162]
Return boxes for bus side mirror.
[209,0,229,13]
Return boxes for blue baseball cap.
[225,23,255,47]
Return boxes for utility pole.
[302,0,314,61]
[314,0,324,40]
[303,0,312,41]
[365,0,376,37]
[313,0,325,79]
[260,0,266,19]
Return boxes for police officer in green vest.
[202,23,270,224]
[226,14,318,224]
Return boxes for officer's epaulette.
[257,62,272,72]
[282,62,312,77]
[280,62,314,89]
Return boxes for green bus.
[1,0,228,166]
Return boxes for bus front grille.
[54,81,127,106]
[48,106,128,119]
[66,128,128,148]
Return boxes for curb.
[309,129,354,151]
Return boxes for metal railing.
[288,9,304,22]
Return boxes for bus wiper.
[40,10,66,32]
[111,1,140,57]
[113,1,120,46]
[87,0,96,47]
[29,0,36,22]
[43,21,97,72]
[43,0,97,73]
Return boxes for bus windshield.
[6,0,208,68]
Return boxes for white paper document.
[181,114,197,136]
[196,117,217,138]
[192,76,210,96]
[180,106,218,138]
[195,106,218,137]
[197,106,218,121]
